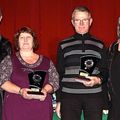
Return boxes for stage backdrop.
[0,0,120,63]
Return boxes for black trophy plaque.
[27,70,46,95]
[77,55,100,81]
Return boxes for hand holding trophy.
[27,70,46,95]
[75,55,100,83]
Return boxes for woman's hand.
[55,102,61,119]
[34,88,47,101]
[24,88,47,101]
[20,88,33,99]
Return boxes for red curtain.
[0,0,120,63]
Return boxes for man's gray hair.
[72,6,91,20]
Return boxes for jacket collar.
[73,33,91,40]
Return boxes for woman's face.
[18,32,33,51]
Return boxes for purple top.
[0,53,59,91]
[1,52,59,120]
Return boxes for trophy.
[77,55,100,81]
[27,70,46,95]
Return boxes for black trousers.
[107,96,120,120]
[61,92,104,120]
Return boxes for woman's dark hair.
[14,26,39,51]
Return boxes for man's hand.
[82,76,101,87]
[55,102,61,119]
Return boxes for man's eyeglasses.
[73,18,90,24]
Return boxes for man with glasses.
[0,8,12,120]
[55,6,108,120]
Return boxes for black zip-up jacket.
[0,35,12,62]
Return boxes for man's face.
[71,11,93,34]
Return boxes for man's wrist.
[97,77,102,85]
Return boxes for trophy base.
[27,91,44,95]
[79,71,89,77]
[27,88,44,95]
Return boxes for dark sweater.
[56,33,108,102]
[109,43,120,98]
[0,35,12,62]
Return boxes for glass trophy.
[27,70,46,95]
[77,55,100,81]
